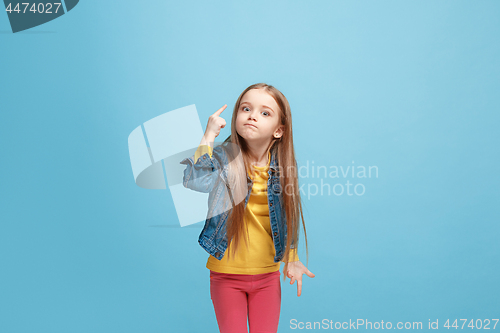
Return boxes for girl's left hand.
[286,261,315,297]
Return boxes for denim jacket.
[179,143,295,262]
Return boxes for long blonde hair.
[221,83,309,281]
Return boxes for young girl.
[180,83,315,333]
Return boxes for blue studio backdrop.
[1,1,499,332]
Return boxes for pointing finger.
[213,104,227,117]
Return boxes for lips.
[244,123,257,129]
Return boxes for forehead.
[240,89,279,111]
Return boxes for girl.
[180,83,315,333]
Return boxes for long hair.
[221,83,309,281]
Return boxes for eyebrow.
[240,101,275,113]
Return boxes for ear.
[274,126,284,139]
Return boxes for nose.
[248,109,259,120]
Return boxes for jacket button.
[215,251,220,257]
[203,156,206,159]
[273,232,277,236]
[270,202,273,207]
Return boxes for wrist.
[201,134,216,146]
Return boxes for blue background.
[1,1,499,332]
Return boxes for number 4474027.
[444,319,498,330]
[5,3,62,14]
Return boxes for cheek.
[236,113,246,125]
[235,115,245,130]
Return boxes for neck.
[245,138,272,167]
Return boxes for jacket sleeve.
[281,214,300,263]
[179,144,222,193]
[281,247,300,263]
[194,144,213,161]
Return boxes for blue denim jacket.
[179,143,294,262]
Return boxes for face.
[235,88,284,145]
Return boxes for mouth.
[244,123,257,129]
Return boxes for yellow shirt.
[194,144,299,274]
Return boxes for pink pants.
[210,269,282,333]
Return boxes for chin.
[236,126,251,138]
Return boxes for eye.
[241,106,270,116]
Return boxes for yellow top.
[194,144,299,274]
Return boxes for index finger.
[297,278,302,297]
[213,104,227,117]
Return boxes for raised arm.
[179,104,228,193]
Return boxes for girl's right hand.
[204,104,227,141]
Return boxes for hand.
[202,104,227,144]
[286,261,315,297]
